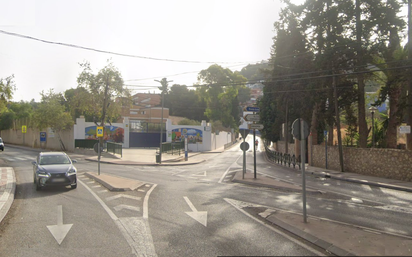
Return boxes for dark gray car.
[32,152,77,191]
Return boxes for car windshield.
[0,138,3,143]
[39,155,71,165]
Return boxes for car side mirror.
[32,161,37,165]
[72,160,77,163]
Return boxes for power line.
[0,29,253,64]
[124,63,251,82]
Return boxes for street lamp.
[369,106,378,147]
[155,78,172,164]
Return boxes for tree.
[0,75,16,106]
[239,62,270,82]
[64,87,94,121]
[166,84,207,121]
[77,61,131,125]
[33,90,74,150]
[372,33,407,148]
[0,75,17,131]
[197,64,247,129]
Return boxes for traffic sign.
[245,106,260,112]
[292,118,309,140]
[244,114,260,122]
[239,129,249,138]
[40,132,47,142]
[400,126,411,134]
[249,124,264,130]
[240,142,250,151]
[96,126,104,137]
[22,125,27,133]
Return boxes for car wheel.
[71,184,77,189]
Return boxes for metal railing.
[107,142,122,157]
[75,139,99,149]
[161,141,184,155]
[264,142,301,169]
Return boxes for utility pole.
[155,78,172,164]
[407,0,412,150]
[98,77,110,175]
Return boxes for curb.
[0,168,16,224]
[265,214,356,256]
[307,170,412,193]
[84,157,206,166]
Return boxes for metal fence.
[107,142,122,157]
[75,139,99,149]
[264,142,301,169]
[161,141,184,155]
[75,139,122,157]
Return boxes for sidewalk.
[1,145,412,255]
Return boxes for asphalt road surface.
[1,142,411,256]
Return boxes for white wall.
[166,120,234,152]
[211,131,232,150]
[167,120,212,152]
[74,117,128,148]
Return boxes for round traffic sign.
[291,118,309,140]
[240,142,250,151]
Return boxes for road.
[0,140,411,256]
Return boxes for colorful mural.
[172,128,202,144]
[85,125,124,143]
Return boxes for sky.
[0,0,302,102]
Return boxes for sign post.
[96,126,104,175]
[22,125,27,145]
[292,118,309,223]
[245,107,260,179]
[185,137,188,161]
[239,129,250,179]
[40,132,47,149]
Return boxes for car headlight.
[37,170,50,177]
[67,168,77,176]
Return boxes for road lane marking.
[143,184,157,219]
[219,154,242,184]
[224,198,326,256]
[106,194,142,202]
[46,205,73,245]
[78,179,158,256]
[183,196,207,227]
[114,205,140,212]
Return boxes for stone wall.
[275,141,296,156]
[312,145,412,182]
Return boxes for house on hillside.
[119,93,169,132]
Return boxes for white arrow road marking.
[106,194,142,202]
[183,196,207,227]
[47,205,73,245]
[114,205,140,212]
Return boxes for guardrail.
[264,142,301,169]
[106,142,122,157]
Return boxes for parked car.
[0,137,4,151]
[32,152,77,191]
